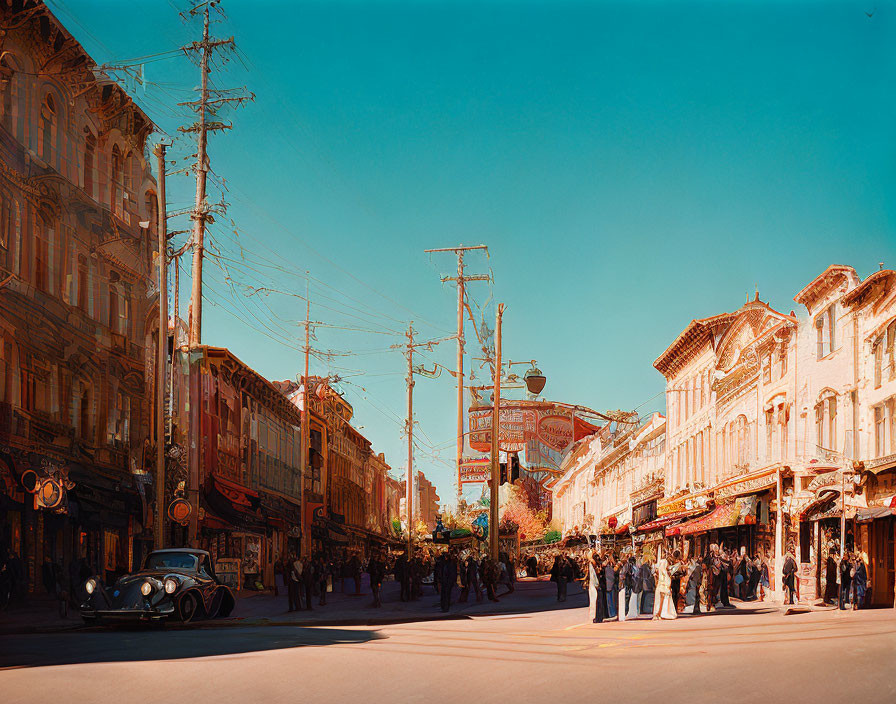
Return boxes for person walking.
[852,552,867,610]
[588,551,606,623]
[526,553,538,578]
[287,552,303,612]
[440,550,458,612]
[349,553,363,596]
[368,550,385,608]
[604,553,618,619]
[823,544,838,605]
[839,551,853,610]
[717,546,732,608]
[685,556,703,614]
[653,547,675,620]
[459,555,482,603]
[395,550,409,602]
[617,554,629,622]
[783,548,798,606]
[734,547,749,600]
[301,556,316,611]
[640,555,656,616]
[316,556,330,606]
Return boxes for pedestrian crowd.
[821,543,870,610]
[544,543,777,622]
[279,546,520,613]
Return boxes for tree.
[499,484,547,541]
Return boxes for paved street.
[2,579,895,704]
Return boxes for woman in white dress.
[653,546,678,620]
[627,556,641,619]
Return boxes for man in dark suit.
[440,550,459,612]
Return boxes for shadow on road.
[0,626,385,669]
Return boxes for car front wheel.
[178,592,200,623]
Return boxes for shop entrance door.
[870,518,894,607]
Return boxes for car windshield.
[145,552,198,571]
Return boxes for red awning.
[213,479,257,508]
[667,501,741,537]
[636,509,705,534]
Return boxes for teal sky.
[50,0,896,504]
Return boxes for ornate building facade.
[552,265,896,607]
[0,0,159,592]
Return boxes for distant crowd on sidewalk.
[278,546,522,613]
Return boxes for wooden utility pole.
[391,327,457,553]
[423,245,489,504]
[489,303,505,558]
[180,0,252,546]
[154,143,168,550]
[168,260,179,439]
[405,323,416,556]
[180,1,251,348]
[300,275,310,558]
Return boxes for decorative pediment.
[714,300,794,373]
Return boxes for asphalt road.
[2,601,895,704]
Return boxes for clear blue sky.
[50,0,896,504]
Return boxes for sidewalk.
[0,595,83,635]
[0,576,584,634]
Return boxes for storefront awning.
[636,508,706,534]
[865,453,896,475]
[856,506,896,522]
[667,497,756,537]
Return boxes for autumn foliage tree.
[500,484,548,541]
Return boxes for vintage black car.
[80,548,235,624]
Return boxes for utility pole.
[180,0,252,348]
[168,259,178,439]
[489,303,505,558]
[180,0,252,546]
[300,275,310,559]
[423,245,489,504]
[405,323,416,556]
[154,143,168,550]
[391,327,457,554]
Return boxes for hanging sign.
[168,498,193,525]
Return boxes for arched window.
[39,93,57,164]
[83,129,96,198]
[111,145,123,215]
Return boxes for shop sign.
[538,415,574,451]
[215,557,241,590]
[168,498,192,525]
[459,458,490,484]
[658,492,710,517]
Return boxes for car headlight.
[85,579,96,595]
[141,580,153,596]
[164,578,178,594]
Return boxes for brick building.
[0,0,159,592]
